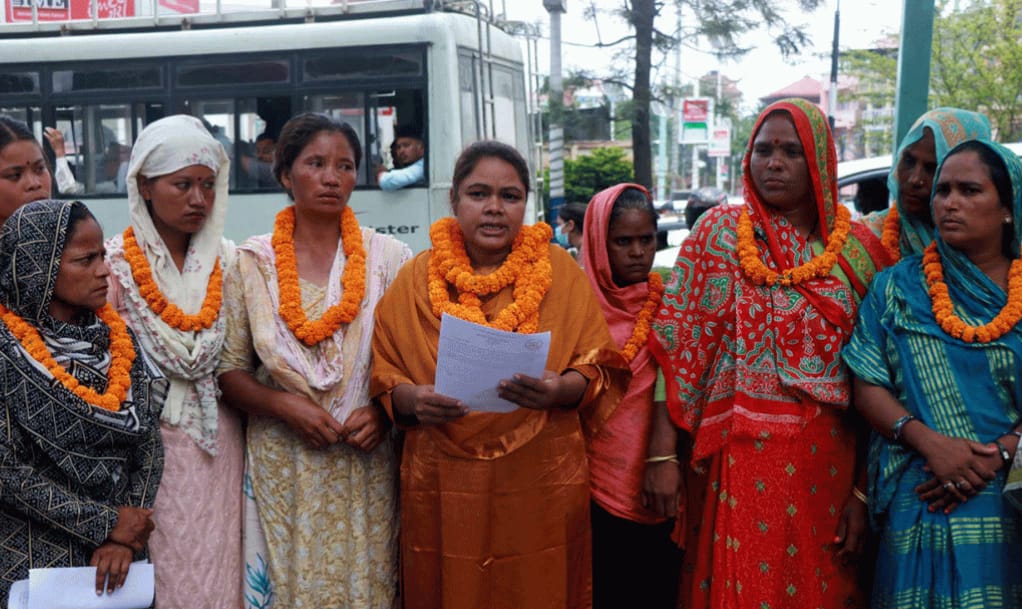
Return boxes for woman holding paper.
[0,200,166,600]
[217,113,410,608]
[370,140,629,609]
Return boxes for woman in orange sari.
[371,140,628,609]
[651,98,890,609]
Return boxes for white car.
[837,142,1022,218]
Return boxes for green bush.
[542,147,635,208]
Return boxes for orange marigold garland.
[272,205,366,346]
[737,204,852,287]
[427,217,552,333]
[881,207,901,262]
[620,272,664,362]
[923,242,1022,343]
[122,227,222,332]
[0,303,135,411]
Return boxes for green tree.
[842,0,1022,148]
[931,0,1022,140]
[566,147,635,202]
[840,47,897,156]
[595,0,823,190]
[543,147,634,205]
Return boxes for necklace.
[881,207,901,262]
[272,205,366,346]
[620,272,664,362]
[0,303,135,411]
[122,227,222,332]
[737,205,852,287]
[924,242,1022,343]
[427,217,552,333]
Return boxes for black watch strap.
[995,439,1012,465]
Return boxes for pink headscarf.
[582,183,657,365]
[582,182,663,524]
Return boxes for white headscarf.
[106,115,233,454]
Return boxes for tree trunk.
[630,0,656,190]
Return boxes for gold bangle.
[645,455,680,464]
[852,487,868,505]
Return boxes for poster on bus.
[4,0,199,22]
[5,0,133,21]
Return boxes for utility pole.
[828,0,840,133]
[893,0,935,150]
[690,79,700,191]
[544,0,567,219]
[668,0,682,194]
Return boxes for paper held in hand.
[435,313,551,413]
[7,561,154,609]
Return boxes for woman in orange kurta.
[371,141,628,609]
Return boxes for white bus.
[0,0,537,252]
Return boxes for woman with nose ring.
[218,113,410,608]
[862,108,990,261]
[0,115,53,224]
[845,139,1022,608]
[651,99,890,609]
[104,115,244,608]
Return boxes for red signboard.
[682,98,710,123]
[5,0,134,21]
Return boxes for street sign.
[680,98,709,144]
[708,127,730,158]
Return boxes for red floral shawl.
[649,98,890,460]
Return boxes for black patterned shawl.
[0,200,167,599]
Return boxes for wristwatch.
[995,439,1013,465]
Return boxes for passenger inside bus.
[241,132,277,189]
[376,124,424,190]
[94,141,130,193]
[43,126,84,195]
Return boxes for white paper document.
[435,313,551,413]
[7,561,154,609]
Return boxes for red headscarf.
[582,182,663,524]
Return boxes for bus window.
[52,65,162,93]
[0,106,40,132]
[51,103,160,197]
[177,59,289,88]
[182,99,238,188]
[304,92,369,185]
[0,71,39,96]
[302,48,424,82]
[370,88,425,187]
[237,96,289,191]
[58,103,134,195]
[490,65,519,145]
[458,51,479,146]
[510,66,531,161]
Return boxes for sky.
[500,0,903,111]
